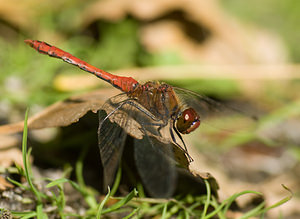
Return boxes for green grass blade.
[122,207,140,219]
[110,164,122,197]
[36,203,47,219]
[68,180,82,192]
[184,209,190,219]
[238,202,265,219]
[207,197,225,219]
[222,191,262,214]
[46,178,67,215]
[74,148,98,209]
[46,178,69,188]
[161,202,168,219]
[6,177,29,190]
[247,185,292,218]
[97,187,111,219]
[22,108,44,203]
[14,211,37,218]
[201,180,211,219]
[101,189,138,214]
[205,191,262,218]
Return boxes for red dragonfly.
[24,40,241,197]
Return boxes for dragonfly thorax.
[129,81,180,120]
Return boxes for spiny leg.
[170,121,193,162]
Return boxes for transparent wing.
[174,87,257,125]
[175,87,239,117]
[98,110,128,189]
[134,135,177,198]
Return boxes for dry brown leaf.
[0,88,119,135]
[0,135,19,148]
[0,146,23,168]
[0,176,14,191]
[0,135,23,168]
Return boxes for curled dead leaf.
[0,89,118,135]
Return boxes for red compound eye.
[176,108,200,134]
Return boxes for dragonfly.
[24,40,247,197]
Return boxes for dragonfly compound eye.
[176,108,200,134]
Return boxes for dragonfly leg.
[100,98,161,130]
[99,100,129,128]
[170,121,193,162]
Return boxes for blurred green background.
[0,0,299,111]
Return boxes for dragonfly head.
[176,108,200,134]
